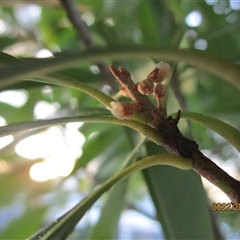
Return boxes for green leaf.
[179,111,240,152]
[89,179,128,239]
[0,160,40,205]
[89,137,146,239]
[0,52,114,107]
[0,206,47,240]
[27,154,192,240]
[74,125,125,171]
[143,142,215,239]
[34,73,115,108]
[0,46,240,90]
[0,115,164,146]
[138,1,161,44]
[0,51,21,67]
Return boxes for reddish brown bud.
[147,62,171,83]
[110,101,135,119]
[137,79,154,95]
[118,67,131,78]
[155,62,171,82]
[146,68,159,82]
[154,83,167,98]
[154,83,167,109]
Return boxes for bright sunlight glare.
[0,90,28,108]
[0,160,12,173]
[14,4,41,29]
[0,19,7,35]
[15,126,85,181]
[185,11,202,27]
[0,116,5,126]
[29,162,49,182]
[230,0,240,10]
[35,49,53,58]
[81,11,95,26]
[29,149,77,182]
[194,39,208,50]
[0,135,13,149]
[0,116,14,149]
[34,101,59,119]
[15,127,62,159]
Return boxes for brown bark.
[109,64,240,203]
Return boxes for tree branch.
[109,64,240,203]
[170,66,187,111]
[59,0,115,88]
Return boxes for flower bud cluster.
[137,62,170,107]
[110,62,170,120]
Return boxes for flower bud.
[153,83,167,109]
[137,79,154,95]
[154,83,167,98]
[110,101,135,119]
[155,62,171,82]
[147,62,171,83]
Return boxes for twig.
[192,151,240,203]
[60,0,93,47]
[170,66,193,138]
[109,65,155,110]
[110,64,240,203]
[170,67,187,111]
[59,0,115,88]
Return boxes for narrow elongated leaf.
[0,51,21,66]
[74,125,126,172]
[89,137,146,239]
[90,180,128,239]
[0,116,164,146]
[179,111,240,152]
[28,154,192,240]
[0,52,114,108]
[0,206,47,240]
[34,73,114,108]
[0,46,240,89]
[143,143,216,239]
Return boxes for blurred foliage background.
[0,0,240,239]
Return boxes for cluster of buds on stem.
[109,62,170,120]
[137,62,170,107]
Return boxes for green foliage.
[143,142,214,239]
[0,1,240,239]
[179,111,240,151]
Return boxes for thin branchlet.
[109,63,240,202]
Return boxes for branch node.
[109,63,240,203]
